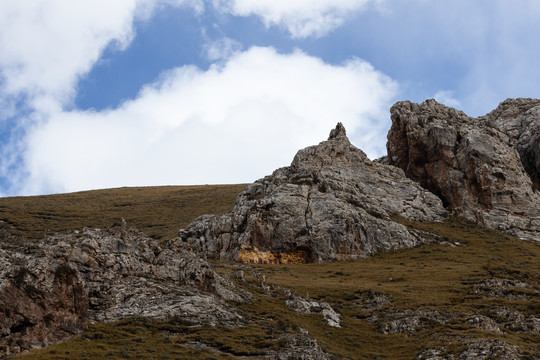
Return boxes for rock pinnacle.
[328,122,347,140]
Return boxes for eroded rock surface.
[0,224,247,355]
[179,123,447,262]
[0,253,87,355]
[387,98,540,241]
[458,339,523,360]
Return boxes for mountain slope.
[11,214,540,359]
[0,184,246,242]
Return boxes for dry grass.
[0,184,246,241]
[3,187,539,359]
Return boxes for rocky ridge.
[387,98,540,241]
[181,99,540,263]
[179,123,447,262]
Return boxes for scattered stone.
[473,278,539,300]
[346,290,392,311]
[369,309,448,334]
[418,339,524,360]
[465,315,501,333]
[416,348,454,360]
[487,307,540,335]
[265,328,333,360]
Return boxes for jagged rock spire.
[328,122,347,140]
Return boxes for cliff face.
[179,123,448,262]
[387,98,540,241]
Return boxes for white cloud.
[433,90,461,109]
[203,37,243,61]
[20,47,397,195]
[0,0,203,107]
[213,0,384,38]
[0,0,204,195]
[0,0,135,105]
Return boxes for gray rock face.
[0,253,87,355]
[179,123,447,263]
[484,98,540,191]
[0,224,247,355]
[387,99,540,241]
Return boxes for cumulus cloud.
[213,0,384,38]
[0,0,403,196]
[0,0,204,194]
[203,37,243,61]
[433,90,461,109]
[0,0,135,105]
[0,0,202,107]
[20,47,397,195]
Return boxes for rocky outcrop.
[387,98,540,241]
[178,123,447,262]
[0,252,87,355]
[264,328,333,360]
[368,309,448,334]
[484,98,540,191]
[0,224,247,355]
[285,295,341,327]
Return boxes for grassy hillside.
[1,186,539,359]
[0,184,247,241]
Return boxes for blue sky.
[1,0,540,196]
